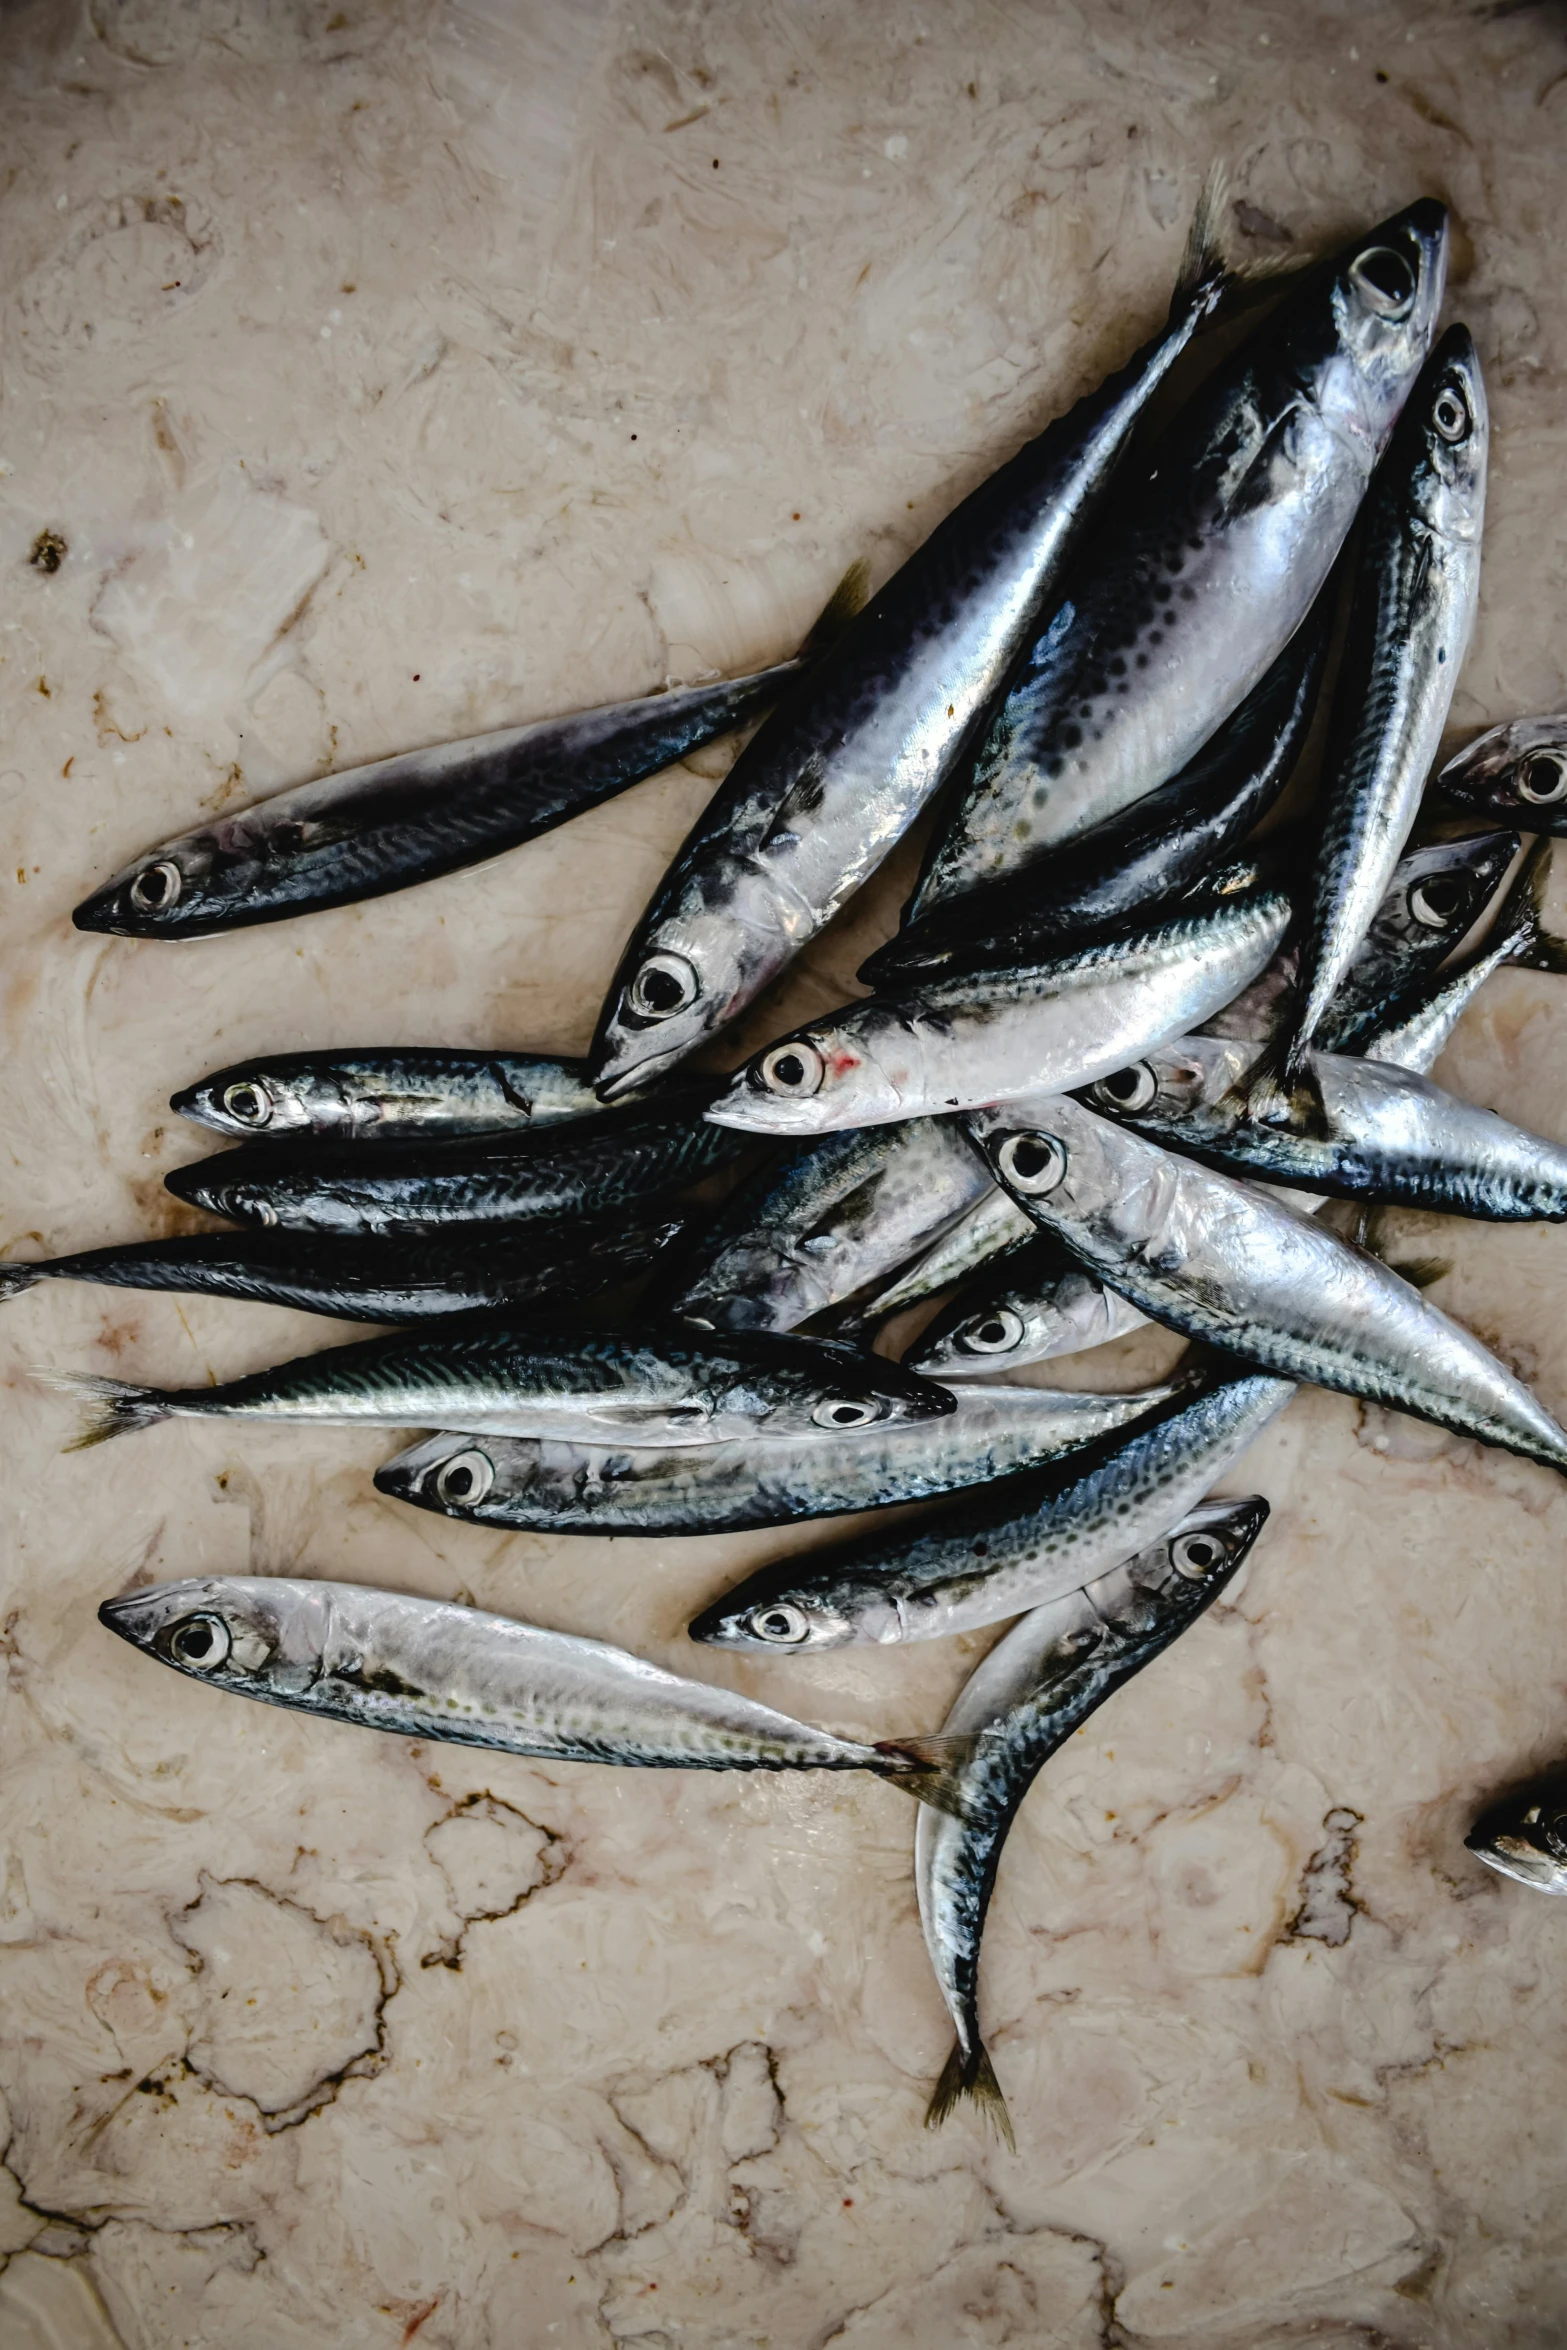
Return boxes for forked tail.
[42,1372,173,1451]
[798,559,873,661]
[925,2037,1016,2152]
[1226,1033,1330,1139]
[0,1262,43,1303]
[874,1733,980,1820]
[1175,160,1231,316]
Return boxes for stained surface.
[2,3,1567,2345]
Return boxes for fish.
[70,568,869,939]
[664,1118,990,1334]
[917,1494,1268,2141]
[173,1048,613,1143]
[0,1217,685,1326]
[1466,1776,1567,1894]
[841,1186,1036,1331]
[1436,712,1567,831]
[51,1321,955,1453]
[589,189,1233,1100]
[1364,839,1567,1072]
[1249,325,1488,1116]
[704,871,1290,1137]
[862,593,1330,989]
[688,1373,1290,1650]
[908,1234,1149,1379]
[970,1095,1567,1474]
[375,1376,1183,1536]
[164,1091,749,1236]
[98,1577,975,1813]
[912,201,1449,915]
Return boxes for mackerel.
[1436,712,1567,832]
[174,1049,613,1144]
[909,1234,1149,1379]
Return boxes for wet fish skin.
[971,1094,1567,1474]
[1436,713,1567,833]
[1361,836,1567,1073]
[844,1186,1036,1330]
[1467,1776,1567,1894]
[98,1577,973,1812]
[0,1217,686,1326]
[173,1048,610,1143]
[591,204,1232,1100]
[705,877,1290,1137]
[687,1373,1291,1650]
[1261,325,1488,1098]
[908,1233,1148,1379]
[915,202,1449,912]
[165,1092,749,1237]
[54,1320,956,1453]
[918,1495,1268,2140]
[376,1377,1183,1535]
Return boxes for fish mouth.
[72,886,136,936]
[685,1599,741,1646]
[592,1030,692,1104]
[702,1078,824,1135]
[164,1159,230,1213]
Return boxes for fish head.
[1365,830,1523,962]
[164,1151,285,1227]
[376,1435,505,1518]
[734,1332,957,1435]
[1406,324,1488,542]
[966,1096,1123,1228]
[171,1060,344,1140]
[1084,1043,1232,1126]
[1466,1782,1567,1895]
[704,1021,907,1136]
[687,1568,877,1653]
[910,1294,1038,1375]
[72,799,346,938]
[593,903,770,1100]
[1318,200,1449,454]
[1137,1494,1271,1606]
[99,1575,332,1700]
[1437,716,1567,828]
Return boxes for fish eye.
[221,1079,273,1128]
[757,1041,825,1098]
[1349,243,1417,318]
[1408,875,1465,929]
[435,1449,494,1506]
[747,1603,810,1645]
[959,1306,1025,1354]
[165,1612,232,1671]
[626,952,699,1021]
[129,860,183,914]
[1517,750,1567,806]
[1094,1062,1158,1113]
[1171,1531,1228,1579]
[996,1131,1068,1196]
[812,1396,880,1429]
[1432,385,1470,443]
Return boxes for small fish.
[918,1495,1268,2141]
[1361,836,1567,1073]
[908,1234,1148,1379]
[71,568,868,938]
[173,1048,611,1143]
[165,1091,748,1236]
[705,874,1290,1137]
[665,1118,990,1334]
[1436,713,1567,831]
[688,1373,1290,1650]
[376,1377,1182,1536]
[914,202,1449,914]
[971,1095,1567,1475]
[1467,1776,1567,1894]
[0,1217,684,1326]
[1250,325,1488,1116]
[99,1577,975,1812]
[843,1187,1036,1330]
[590,189,1233,1099]
[51,1322,955,1453]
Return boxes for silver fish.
[908,1234,1149,1379]
[590,196,1232,1098]
[1436,713,1567,831]
[971,1095,1567,1473]
[98,1577,974,1811]
[51,1322,954,1453]
[688,1373,1290,1651]
[173,1049,611,1143]
[377,1378,1183,1536]
[705,876,1289,1137]
[1255,325,1487,1108]
[1467,1776,1567,1894]
[914,202,1449,913]
[845,1187,1036,1330]
[1362,837,1567,1073]
[917,1495,1268,2141]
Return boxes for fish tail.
[0,1261,42,1302]
[42,1371,172,1451]
[924,2037,1016,2151]
[1175,160,1231,312]
[1224,1035,1328,1136]
[798,559,872,659]
[1501,838,1567,972]
[873,1732,981,1819]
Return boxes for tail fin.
[1175,160,1230,313]
[874,1732,981,1819]
[42,1372,172,1452]
[799,559,872,660]
[1226,1034,1329,1138]
[0,1262,43,1303]
[1499,838,1567,972]
[925,2038,1016,2151]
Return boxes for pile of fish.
[38,180,1567,2144]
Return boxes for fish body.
[971,1096,1567,1473]
[918,1495,1268,2138]
[706,878,1290,1136]
[0,1218,684,1326]
[846,1186,1036,1329]
[915,203,1450,912]
[173,1049,610,1143]
[55,1321,954,1452]
[1467,1777,1567,1894]
[376,1377,1181,1535]
[590,210,1232,1098]
[687,1373,1290,1650]
[97,1577,970,1809]
[1437,713,1567,831]
[908,1234,1148,1378]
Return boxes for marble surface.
[3,2,1567,2344]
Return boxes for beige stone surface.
[3,2,1567,2344]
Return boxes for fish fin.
[798,559,872,659]
[42,1371,172,1451]
[1222,1036,1328,1137]
[1174,160,1231,313]
[924,2038,1016,2151]
[874,1731,981,1819]
[1502,838,1567,972]
[1385,1255,1452,1292]
[0,1262,42,1302]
